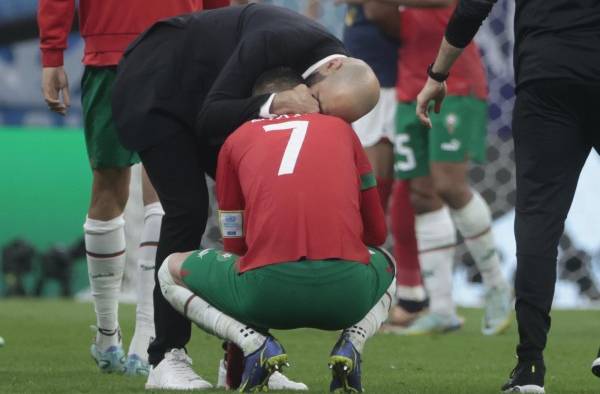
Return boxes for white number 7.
[263,120,309,176]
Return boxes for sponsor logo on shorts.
[441,138,461,152]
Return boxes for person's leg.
[501,81,590,392]
[81,66,142,372]
[126,167,163,372]
[330,247,396,392]
[389,180,427,325]
[138,133,211,368]
[427,96,511,335]
[393,101,460,333]
[512,82,590,362]
[85,167,130,352]
[353,87,396,211]
[159,250,288,392]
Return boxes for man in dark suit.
[111,3,379,390]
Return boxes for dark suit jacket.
[112,4,347,151]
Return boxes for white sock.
[416,207,457,317]
[450,191,507,289]
[158,259,265,356]
[128,202,163,360]
[84,215,126,351]
[344,279,396,354]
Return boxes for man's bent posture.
[158,110,394,392]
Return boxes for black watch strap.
[427,63,449,83]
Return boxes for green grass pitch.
[1,300,599,393]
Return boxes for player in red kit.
[37,0,229,385]
[156,70,396,392]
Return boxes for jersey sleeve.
[216,140,247,255]
[37,0,76,67]
[203,0,230,9]
[351,131,387,246]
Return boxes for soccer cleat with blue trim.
[91,344,126,374]
[239,336,288,392]
[124,354,150,376]
[328,336,362,393]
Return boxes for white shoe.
[216,359,308,391]
[482,285,513,336]
[145,349,213,390]
[268,371,308,391]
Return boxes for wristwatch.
[427,63,449,83]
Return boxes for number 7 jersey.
[216,113,386,273]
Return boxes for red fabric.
[390,180,422,287]
[225,343,244,390]
[376,176,393,213]
[396,6,488,102]
[216,113,386,273]
[37,0,229,67]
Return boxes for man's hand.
[42,66,70,115]
[416,77,446,128]
[271,85,320,115]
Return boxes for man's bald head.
[307,57,380,123]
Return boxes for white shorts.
[352,87,396,148]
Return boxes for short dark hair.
[252,67,304,96]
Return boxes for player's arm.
[38,0,75,115]
[352,133,387,246]
[216,142,247,255]
[416,0,497,127]
[362,2,401,40]
[195,29,326,144]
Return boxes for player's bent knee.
[157,259,175,297]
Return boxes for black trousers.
[512,80,600,361]
[139,130,219,366]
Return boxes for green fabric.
[181,248,395,330]
[360,172,377,190]
[81,67,140,169]
[393,96,488,179]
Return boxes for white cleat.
[145,349,213,390]
[482,285,513,336]
[268,371,309,391]
[591,355,600,377]
[216,358,308,391]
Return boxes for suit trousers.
[139,130,219,366]
[512,80,600,361]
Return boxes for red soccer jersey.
[396,6,488,102]
[216,113,387,273]
[38,0,229,67]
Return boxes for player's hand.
[271,84,320,115]
[416,77,446,128]
[42,66,70,115]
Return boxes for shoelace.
[167,350,201,381]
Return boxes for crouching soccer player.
[155,71,394,393]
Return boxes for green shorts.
[81,67,140,169]
[180,248,395,331]
[393,96,487,179]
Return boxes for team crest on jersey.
[445,113,458,134]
